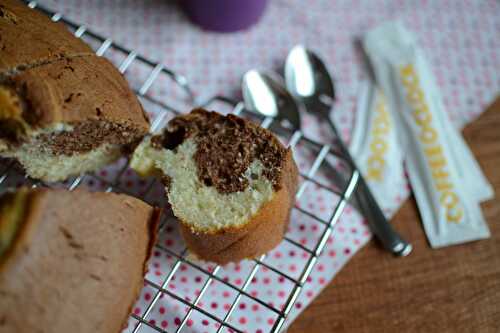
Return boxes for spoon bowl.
[285,45,335,115]
[242,69,301,130]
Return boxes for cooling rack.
[0,2,360,332]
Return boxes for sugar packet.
[362,21,492,247]
[349,79,406,214]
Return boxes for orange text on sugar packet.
[399,64,463,223]
[366,92,390,182]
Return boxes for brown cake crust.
[0,188,160,333]
[2,55,149,131]
[179,148,298,264]
[0,0,94,74]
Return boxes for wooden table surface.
[289,97,500,333]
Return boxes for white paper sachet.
[362,21,492,247]
[349,79,406,214]
[430,88,494,203]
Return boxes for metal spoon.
[242,70,301,130]
[285,45,412,256]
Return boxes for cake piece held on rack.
[0,187,160,333]
[131,108,298,264]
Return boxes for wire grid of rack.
[0,2,360,332]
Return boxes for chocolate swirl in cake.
[153,109,287,194]
[35,121,145,155]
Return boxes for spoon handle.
[354,173,412,256]
[325,116,412,256]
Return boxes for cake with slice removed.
[0,55,150,182]
[0,187,160,333]
[0,0,150,182]
[131,109,298,264]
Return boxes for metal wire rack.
[0,2,360,332]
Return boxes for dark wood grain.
[288,97,500,333]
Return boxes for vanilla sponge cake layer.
[3,143,121,182]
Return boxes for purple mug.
[181,0,269,33]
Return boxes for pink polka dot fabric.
[2,1,498,332]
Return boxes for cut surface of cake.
[0,187,160,333]
[132,109,298,264]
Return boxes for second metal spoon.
[284,45,412,256]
